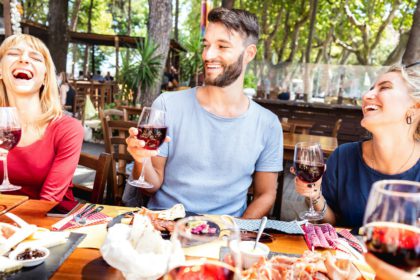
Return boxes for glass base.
[128,179,154,189]
[299,210,324,222]
[0,184,21,192]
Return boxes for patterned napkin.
[233,218,305,235]
[338,229,365,253]
[301,223,338,249]
[52,207,112,231]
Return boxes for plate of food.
[107,204,200,238]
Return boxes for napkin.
[337,229,365,254]
[101,214,185,280]
[302,223,338,249]
[51,207,111,231]
[233,218,305,235]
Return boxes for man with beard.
[124,7,283,218]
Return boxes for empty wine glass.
[362,180,420,273]
[164,216,242,280]
[0,107,22,191]
[294,142,325,221]
[128,107,167,188]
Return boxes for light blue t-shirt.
[147,87,283,216]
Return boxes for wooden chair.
[100,112,137,205]
[331,118,342,138]
[281,122,296,133]
[72,94,86,124]
[123,107,141,121]
[73,152,112,204]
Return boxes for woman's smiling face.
[0,41,46,97]
[361,71,415,130]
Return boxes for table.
[0,194,28,215]
[282,119,315,134]
[283,132,338,161]
[0,199,309,279]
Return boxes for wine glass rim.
[373,179,420,197]
[295,141,321,147]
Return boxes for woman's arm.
[39,118,84,201]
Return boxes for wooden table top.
[0,194,29,216]
[0,199,309,279]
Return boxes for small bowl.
[9,246,50,267]
[239,240,270,269]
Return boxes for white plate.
[9,246,50,267]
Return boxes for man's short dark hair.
[208,7,259,46]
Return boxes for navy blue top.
[322,141,420,228]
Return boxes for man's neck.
[196,78,250,118]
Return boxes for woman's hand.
[290,166,322,199]
[126,127,170,163]
[364,253,414,280]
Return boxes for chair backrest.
[123,107,141,121]
[100,112,137,204]
[73,94,86,124]
[331,118,342,138]
[281,122,296,133]
[99,108,124,154]
[73,152,112,204]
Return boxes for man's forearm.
[241,194,275,219]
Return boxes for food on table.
[242,250,354,280]
[0,224,17,242]
[138,204,186,221]
[0,255,22,274]
[16,248,46,260]
[165,260,236,280]
[187,221,217,235]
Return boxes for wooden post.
[3,0,12,37]
[115,36,119,80]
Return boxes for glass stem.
[138,157,148,182]
[2,154,10,186]
[308,183,315,213]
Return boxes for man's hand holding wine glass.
[126,127,171,163]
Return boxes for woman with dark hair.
[57,71,76,113]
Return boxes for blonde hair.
[0,34,62,126]
[387,63,420,141]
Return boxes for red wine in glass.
[293,162,325,183]
[364,222,420,271]
[164,261,235,280]
[137,125,167,150]
[0,128,22,151]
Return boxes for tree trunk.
[83,0,94,77]
[222,0,235,9]
[47,0,68,73]
[143,0,172,106]
[174,0,179,41]
[70,0,82,78]
[305,0,318,63]
[402,0,420,65]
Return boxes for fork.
[73,204,96,224]
[77,206,104,225]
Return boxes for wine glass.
[362,180,419,273]
[128,107,167,188]
[293,142,325,221]
[0,107,22,191]
[164,216,242,279]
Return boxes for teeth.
[365,104,379,111]
[12,69,33,79]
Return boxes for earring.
[406,115,412,124]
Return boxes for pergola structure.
[0,18,186,78]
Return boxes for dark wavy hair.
[208,7,259,46]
